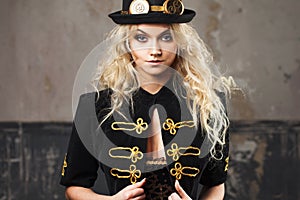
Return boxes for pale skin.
[65,24,225,200]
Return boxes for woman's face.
[129,24,177,79]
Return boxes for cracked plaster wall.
[0,0,299,121]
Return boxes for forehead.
[135,24,171,35]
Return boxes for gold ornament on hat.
[129,0,150,14]
[163,0,184,15]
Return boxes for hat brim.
[108,9,196,24]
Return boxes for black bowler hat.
[109,0,196,24]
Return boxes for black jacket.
[60,83,229,199]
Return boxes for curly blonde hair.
[93,23,232,159]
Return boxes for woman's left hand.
[168,180,191,200]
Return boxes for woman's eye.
[161,34,173,42]
[134,35,148,42]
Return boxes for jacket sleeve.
[60,93,101,188]
[199,128,229,186]
[60,122,99,188]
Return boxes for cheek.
[131,51,143,61]
[131,50,148,63]
[161,43,177,56]
[168,53,177,65]
[163,46,177,58]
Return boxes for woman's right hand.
[112,178,146,200]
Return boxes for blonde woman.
[60,0,232,199]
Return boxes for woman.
[60,0,232,199]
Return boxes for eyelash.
[135,35,148,42]
[134,33,173,42]
[161,34,173,41]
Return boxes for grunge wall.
[0,0,299,199]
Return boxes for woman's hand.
[112,178,146,200]
[168,180,191,200]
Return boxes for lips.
[147,60,163,64]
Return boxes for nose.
[149,40,162,56]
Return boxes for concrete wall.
[1,0,299,121]
[0,1,299,200]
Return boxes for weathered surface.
[0,123,69,200]
[226,121,300,200]
[0,121,299,200]
[0,0,300,121]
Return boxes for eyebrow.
[136,29,171,38]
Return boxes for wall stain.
[85,0,114,18]
[44,75,52,93]
[209,1,221,12]
[230,89,256,120]
[283,73,292,83]
[278,64,294,84]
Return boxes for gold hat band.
[151,5,165,12]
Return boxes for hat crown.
[123,0,166,10]
[109,0,196,24]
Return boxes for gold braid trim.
[61,154,67,176]
[170,162,200,180]
[163,118,195,135]
[167,143,200,161]
[110,164,141,184]
[109,146,143,163]
[111,118,148,134]
[225,157,229,171]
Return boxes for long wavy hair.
[93,23,232,159]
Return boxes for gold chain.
[109,146,143,163]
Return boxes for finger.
[124,188,145,199]
[131,193,146,200]
[168,192,181,200]
[175,180,189,199]
[126,178,146,191]
[132,188,145,197]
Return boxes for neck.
[139,73,172,95]
[138,67,173,94]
